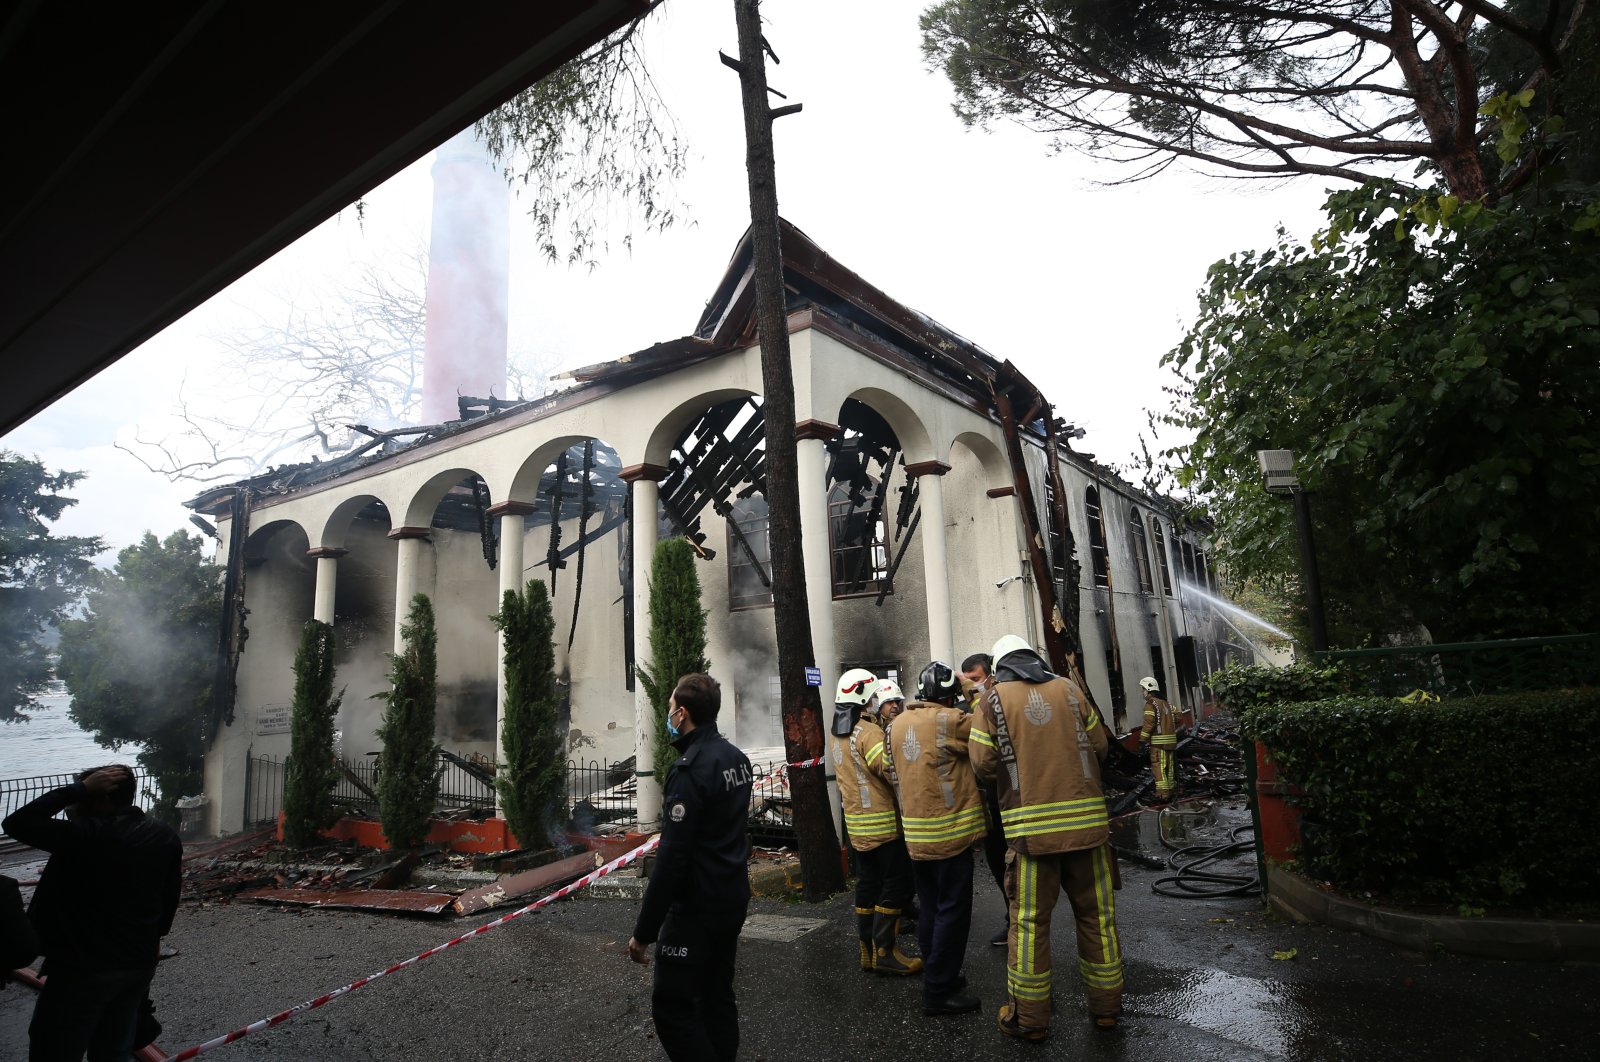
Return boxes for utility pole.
[727,0,843,899]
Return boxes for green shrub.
[1244,691,1600,909]
[375,594,442,850]
[282,620,344,848]
[635,538,710,784]
[1207,661,1347,713]
[494,579,565,849]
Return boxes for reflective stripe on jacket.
[885,702,985,860]
[833,719,900,851]
[1144,694,1179,746]
[971,676,1110,856]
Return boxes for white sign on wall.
[254,703,291,736]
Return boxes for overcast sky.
[2,0,1335,557]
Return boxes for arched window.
[829,480,889,597]
[727,495,772,609]
[1128,506,1154,594]
[1085,487,1109,589]
[1180,539,1198,586]
[1151,517,1173,595]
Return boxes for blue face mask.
[666,708,682,738]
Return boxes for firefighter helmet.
[872,678,905,706]
[917,661,959,704]
[990,634,1036,668]
[836,668,879,706]
[1139,676,1161,693]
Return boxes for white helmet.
[835,668,878,707]
[872,678,904,707]
[1140,676,1161,693]
[990,634,1035,668]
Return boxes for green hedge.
[1243,690,1600,910]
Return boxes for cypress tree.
[375,593,442,850]
[494,579,565,849]
[282,619,344,848]
[635,537,711,784]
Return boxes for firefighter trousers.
[1152,745,1176,796]
[855,836,915,912]
[1004,844,1123,1029]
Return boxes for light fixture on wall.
[1257,449,1328,651]
[994,574,1030,590]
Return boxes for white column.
[911,462,955,665]
[795,423,843,838]
[795,435,839,697]
[309,548,345,625]
[624,465,666,827]
[488,502,534,810]
[390,529,428,654]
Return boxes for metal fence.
[241,752,800,841]
[1315,633,1599,698]
[242,753,500,828]
[1,769,157,840]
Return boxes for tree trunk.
[730,0,843,900]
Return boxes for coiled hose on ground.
[1149,823,1261,899]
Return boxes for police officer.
[628,674,753,1062]
[886,661,986,1017]
[970,635,1124,1042]
[1140,676,1181,801]
[831,670,922,975]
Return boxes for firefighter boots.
[856,907,876,971]
[871,907,924,975]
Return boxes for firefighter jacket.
[632,723,753,946]
[1143,694,1179,747]
[883,701,985,860]
[833,717,900,852]
[971,674,1111,857]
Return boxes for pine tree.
[494,579,565,849]
[282,620,344,848]
[635,537,711,784]
[375,594,442,850]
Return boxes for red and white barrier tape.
[784,755,826,771]
[168,834,661,1061]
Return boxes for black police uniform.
[632,723,753,1062]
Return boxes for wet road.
[3,814,1594,1060]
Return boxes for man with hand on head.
[627,674,753,1062]
[3,764,181,1062]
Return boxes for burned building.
[188,220,1254,836]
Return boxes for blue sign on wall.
[803,666,822,687]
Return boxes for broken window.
[825,400,915,602]
[1128,506,1154,595]
[727,495,773,609]
[1181,539,1198,586]
[830,479,890,597]
[1043,473,1069,598]
[1151,518,1173,596]
[1084,486,1109,589]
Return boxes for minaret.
[421,127,509,423]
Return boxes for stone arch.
[641,386,759,468]
[319,494,391,550]
[839,386,933,465]
[400,466,494,530]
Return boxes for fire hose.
[1149,824,1261,899]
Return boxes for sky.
[2,0,1336,558]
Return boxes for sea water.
[0,683,142,780]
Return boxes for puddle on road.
[1132,965,1313,1057]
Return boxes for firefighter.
[970,635,1124,1042]
[961,651,1009,947]
[831,669,922,976]
[872,677,907,727]
[884,661,986,1017]
[1140,676,1180,801]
